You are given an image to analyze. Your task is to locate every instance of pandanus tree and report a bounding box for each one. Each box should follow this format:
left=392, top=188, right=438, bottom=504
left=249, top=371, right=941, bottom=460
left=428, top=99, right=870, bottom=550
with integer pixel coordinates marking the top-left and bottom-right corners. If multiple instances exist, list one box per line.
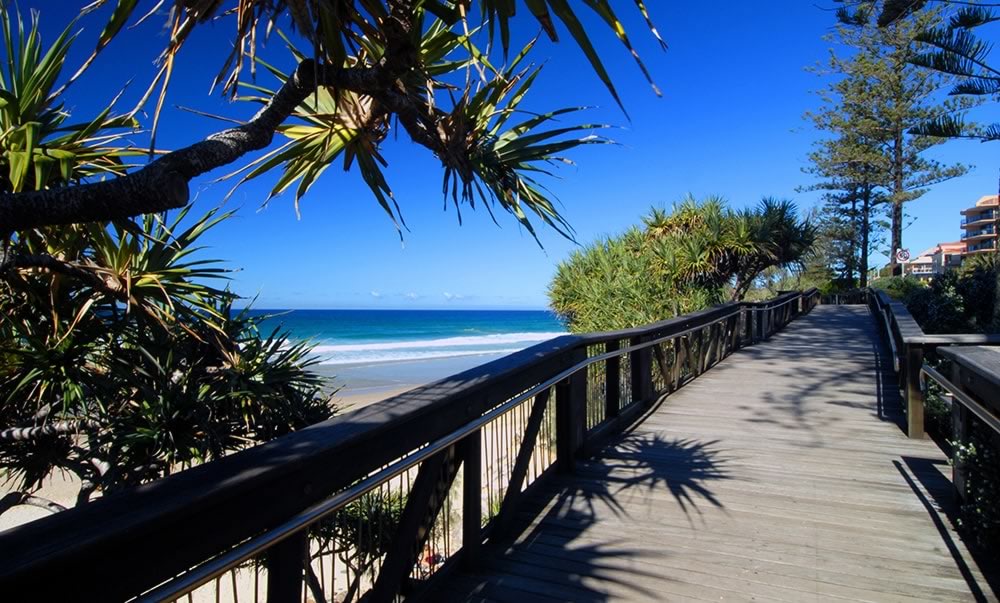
left=0, top=2, right=667, bottom=513
left=0, top=6, right=334, bottom=514
left=549, top=196, right=815, bottom=333
left=0, top=0, right=665, bottom=233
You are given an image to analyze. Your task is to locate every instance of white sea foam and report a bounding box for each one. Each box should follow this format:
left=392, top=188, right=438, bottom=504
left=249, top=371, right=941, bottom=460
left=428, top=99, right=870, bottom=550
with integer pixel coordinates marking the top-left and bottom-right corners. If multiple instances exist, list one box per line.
left=311, top=332, right=566, bottom=354
left=318, top=347, right=528, bottom=366
left=312, top=331, right=565, bottom=366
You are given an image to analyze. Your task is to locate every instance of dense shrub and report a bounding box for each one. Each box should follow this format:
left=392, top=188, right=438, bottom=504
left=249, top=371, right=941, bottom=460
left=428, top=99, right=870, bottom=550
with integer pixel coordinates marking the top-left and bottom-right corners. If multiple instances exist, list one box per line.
left=549, top=196, right=814, bottom=332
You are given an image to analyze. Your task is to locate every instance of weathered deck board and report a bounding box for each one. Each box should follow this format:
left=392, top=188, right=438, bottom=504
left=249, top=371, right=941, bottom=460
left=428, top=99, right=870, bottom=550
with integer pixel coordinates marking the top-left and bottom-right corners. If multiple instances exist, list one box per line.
left=431, top=305, right=997, bottom=602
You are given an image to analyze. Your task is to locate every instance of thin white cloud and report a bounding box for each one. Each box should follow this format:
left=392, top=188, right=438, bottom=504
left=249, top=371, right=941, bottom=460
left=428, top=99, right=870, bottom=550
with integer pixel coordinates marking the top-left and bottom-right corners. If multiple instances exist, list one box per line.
left=370, top=290, right=382, bottom=298
left=404, top=292, right=420, bottom=300
left=443, top=292, right=465, bottom=301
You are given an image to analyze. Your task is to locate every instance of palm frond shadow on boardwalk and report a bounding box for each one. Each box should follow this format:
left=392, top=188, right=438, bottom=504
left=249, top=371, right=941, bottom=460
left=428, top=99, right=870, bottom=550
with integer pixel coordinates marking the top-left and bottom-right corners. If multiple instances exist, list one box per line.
left=435, top=433, right=729, bottom=602
left=430, top=305, right=996, bottom=602
left=730, top=306, right=907, bottom=440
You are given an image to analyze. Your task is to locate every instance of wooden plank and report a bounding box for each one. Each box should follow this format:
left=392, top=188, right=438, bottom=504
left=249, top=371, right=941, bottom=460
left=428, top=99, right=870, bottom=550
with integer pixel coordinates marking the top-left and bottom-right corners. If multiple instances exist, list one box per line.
left=265, top=530, right=307, bottom=603
left=907, top=343, right=926, bottom=438
left=555, top=349, right=587, bottom=473
left=604, top=341, right=621, bottom=418
left=429, top=305, right=995, bottom=602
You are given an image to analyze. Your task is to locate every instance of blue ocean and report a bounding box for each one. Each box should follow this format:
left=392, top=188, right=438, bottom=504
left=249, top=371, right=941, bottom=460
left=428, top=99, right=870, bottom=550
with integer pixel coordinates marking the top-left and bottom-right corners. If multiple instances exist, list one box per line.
left=252, top=309, right=566, bottom=367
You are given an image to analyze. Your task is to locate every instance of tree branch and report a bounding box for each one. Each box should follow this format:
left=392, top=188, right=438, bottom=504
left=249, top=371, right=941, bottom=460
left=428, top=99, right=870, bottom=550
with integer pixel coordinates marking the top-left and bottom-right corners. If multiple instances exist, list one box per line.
left=5, top=253, right=127, bottom=300
left=0, top=57, right=435, bottom=231
left=0, top=492, right=67, bottom=516
left=0, top=419, right=103, bottom=443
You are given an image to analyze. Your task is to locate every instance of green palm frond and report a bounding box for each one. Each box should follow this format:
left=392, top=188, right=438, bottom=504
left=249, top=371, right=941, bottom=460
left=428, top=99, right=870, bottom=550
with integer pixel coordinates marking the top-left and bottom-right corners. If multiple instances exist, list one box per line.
left=0, top=2, right=140, bottom=193
left=78, top=0, right=664, bottom=143
left=469, top=0, right=665, bottom=112
left=441, top=55, right=612, bottom=240
left=223, top=33, right=611, bottom=241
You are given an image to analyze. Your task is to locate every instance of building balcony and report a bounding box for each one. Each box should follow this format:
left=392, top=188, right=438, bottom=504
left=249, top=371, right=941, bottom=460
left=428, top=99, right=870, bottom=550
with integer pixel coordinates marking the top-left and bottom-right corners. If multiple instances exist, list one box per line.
left=961, top=211, right=997, bottom=226
left=962, top=226, right=996, bottom=240
left=966, top=240, right=997, bottom=253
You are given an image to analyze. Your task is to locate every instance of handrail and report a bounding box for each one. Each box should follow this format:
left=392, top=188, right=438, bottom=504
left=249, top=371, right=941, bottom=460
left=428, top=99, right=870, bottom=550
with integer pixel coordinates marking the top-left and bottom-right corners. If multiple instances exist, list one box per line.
left=920, top=364, right=1000, bottom=436
left=139, top=304, right=752, bottom=601
left=0, top=288, right=820, bottom=602
left=868, top=287, right=1000, bottom=439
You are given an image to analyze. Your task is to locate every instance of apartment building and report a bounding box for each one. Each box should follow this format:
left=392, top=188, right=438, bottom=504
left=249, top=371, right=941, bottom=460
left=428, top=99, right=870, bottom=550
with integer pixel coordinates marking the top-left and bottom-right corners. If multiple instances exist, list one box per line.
left=901, top=241, right=966, bottom=279
left=961, top=194, right=999, bottom=254
left=877, top=194, right=997, bottom=280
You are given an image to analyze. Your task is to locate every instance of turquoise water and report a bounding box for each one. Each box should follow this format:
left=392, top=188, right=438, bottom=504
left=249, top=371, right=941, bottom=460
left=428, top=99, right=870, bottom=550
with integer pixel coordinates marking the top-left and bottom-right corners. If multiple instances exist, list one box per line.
left=252, top=309, right=566, bottom=367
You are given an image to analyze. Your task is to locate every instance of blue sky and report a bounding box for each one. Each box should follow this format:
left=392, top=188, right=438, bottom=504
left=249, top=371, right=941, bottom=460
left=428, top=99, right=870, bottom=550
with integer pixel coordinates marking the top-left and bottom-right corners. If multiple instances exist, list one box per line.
left=34, top=1, right=999, bottom=309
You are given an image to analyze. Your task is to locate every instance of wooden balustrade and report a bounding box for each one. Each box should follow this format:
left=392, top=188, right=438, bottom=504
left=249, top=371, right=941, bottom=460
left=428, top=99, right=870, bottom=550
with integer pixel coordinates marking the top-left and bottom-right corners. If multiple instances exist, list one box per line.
left=867, top=289, right=1000, bottom=439
left=0, top=290, right=819, bottom=602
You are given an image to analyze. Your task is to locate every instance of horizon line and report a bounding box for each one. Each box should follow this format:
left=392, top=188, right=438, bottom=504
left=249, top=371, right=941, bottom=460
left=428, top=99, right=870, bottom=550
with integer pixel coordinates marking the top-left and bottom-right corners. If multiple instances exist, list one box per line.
left=236, top=306, right=555, bottom=312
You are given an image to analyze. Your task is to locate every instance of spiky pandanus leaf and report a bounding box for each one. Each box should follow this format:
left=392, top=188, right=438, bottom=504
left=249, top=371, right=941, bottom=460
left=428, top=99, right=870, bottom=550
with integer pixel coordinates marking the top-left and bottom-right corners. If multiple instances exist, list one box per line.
left=0, top=5, right=334, bottom=506
left=549, top=197, right=814, bottom=332
left=224, top=33, right=610, bottom=241
left=80, top=0, right=664, bottom=144
left=0, top=3, right=141, bottom=193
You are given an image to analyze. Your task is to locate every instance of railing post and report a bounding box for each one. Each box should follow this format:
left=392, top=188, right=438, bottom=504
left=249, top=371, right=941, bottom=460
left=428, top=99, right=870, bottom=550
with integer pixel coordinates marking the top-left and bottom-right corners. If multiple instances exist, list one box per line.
left=905, top=343, right=925, bottom=439
left=698, top=327, right=710, bottom=374
left=461, top=431, right=481, bottom=570
left=265, top=531, right=306, bottom=603
left=670, top=337, right=682, bottom=390
left=605, top=340, right=621, bottom=418
left=630, top=335, right=653, bottom=402
left=556, top=348, right=588, bottom=472
left=950, top=362, right=969, bottom=502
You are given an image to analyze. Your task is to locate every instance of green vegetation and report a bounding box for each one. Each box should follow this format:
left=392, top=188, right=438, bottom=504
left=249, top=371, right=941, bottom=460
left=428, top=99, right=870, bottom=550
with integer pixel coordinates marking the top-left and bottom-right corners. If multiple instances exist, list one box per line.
left=875, top=254, right=1000, bottom=333
left=806, top=0, right=972, bottom=284
left=0, top=1, right=665, bottom=234
left=548, top=196, right=814, bottom=332
left=310, top=490, right=405, bottom=601
left=876, top=1, right=1000, bottom=142
left=0, top=0, right=666, bottom=517
left=0, top=6, right=333, bottom=513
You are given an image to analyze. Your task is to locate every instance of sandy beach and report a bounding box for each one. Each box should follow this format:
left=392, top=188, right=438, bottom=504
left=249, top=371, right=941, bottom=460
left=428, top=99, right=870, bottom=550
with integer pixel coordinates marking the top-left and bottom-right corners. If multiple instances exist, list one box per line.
left=0, top=352, right=509, bottom=530
left=318, top=351, right=511, bottom=410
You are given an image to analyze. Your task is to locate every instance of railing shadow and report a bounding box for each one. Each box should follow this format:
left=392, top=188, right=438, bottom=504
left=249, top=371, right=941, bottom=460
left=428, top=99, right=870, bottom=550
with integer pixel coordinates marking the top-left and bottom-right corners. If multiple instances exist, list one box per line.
left=896, top=457, right=1000, bottom=602
left=437, top=433, right=729, bottom=601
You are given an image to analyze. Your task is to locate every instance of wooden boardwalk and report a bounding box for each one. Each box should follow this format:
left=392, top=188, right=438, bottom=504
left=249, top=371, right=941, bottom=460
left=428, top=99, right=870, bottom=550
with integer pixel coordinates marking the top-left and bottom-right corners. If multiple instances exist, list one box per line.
left=432, top=305, right=997, bottom=602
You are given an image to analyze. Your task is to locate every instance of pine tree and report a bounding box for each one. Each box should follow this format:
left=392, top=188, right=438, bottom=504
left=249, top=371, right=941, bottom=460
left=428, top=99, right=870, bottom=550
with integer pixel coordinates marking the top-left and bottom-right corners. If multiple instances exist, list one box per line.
left=804, top=66, right=888, bottom=287
left=811, top=2, right=974, bottom=276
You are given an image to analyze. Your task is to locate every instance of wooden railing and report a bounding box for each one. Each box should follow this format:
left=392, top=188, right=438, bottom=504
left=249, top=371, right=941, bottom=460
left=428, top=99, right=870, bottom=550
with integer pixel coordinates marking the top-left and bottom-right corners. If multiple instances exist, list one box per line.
left=867, top=289, right=1000, bottom=439
left=0, top=290, right=819, bottom=602
left=921, top=349, right=1000, bottom=502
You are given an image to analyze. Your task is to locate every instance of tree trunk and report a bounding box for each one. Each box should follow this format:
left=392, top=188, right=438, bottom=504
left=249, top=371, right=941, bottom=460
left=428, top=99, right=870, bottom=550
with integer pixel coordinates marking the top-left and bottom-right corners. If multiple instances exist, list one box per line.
left=890, top=127, right=905, bottom=276
left=860, top=185, right=872, bottom=287
left=847, top=192, right=859, bottom=285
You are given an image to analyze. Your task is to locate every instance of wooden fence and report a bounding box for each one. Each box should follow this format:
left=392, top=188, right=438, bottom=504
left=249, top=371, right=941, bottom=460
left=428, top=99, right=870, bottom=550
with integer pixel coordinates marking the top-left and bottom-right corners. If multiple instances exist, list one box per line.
left=0, top=290, right=819, bottom=602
